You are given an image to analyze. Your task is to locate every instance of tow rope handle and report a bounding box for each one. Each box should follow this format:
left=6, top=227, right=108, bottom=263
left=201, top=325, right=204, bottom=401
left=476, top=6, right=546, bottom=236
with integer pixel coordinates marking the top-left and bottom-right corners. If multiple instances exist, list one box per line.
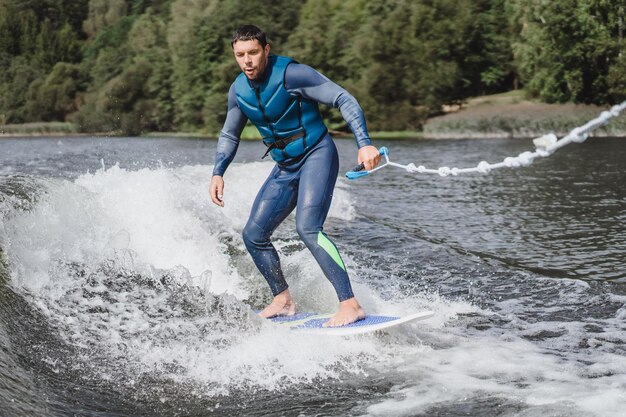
left=345, top=147, right=389, bottom=180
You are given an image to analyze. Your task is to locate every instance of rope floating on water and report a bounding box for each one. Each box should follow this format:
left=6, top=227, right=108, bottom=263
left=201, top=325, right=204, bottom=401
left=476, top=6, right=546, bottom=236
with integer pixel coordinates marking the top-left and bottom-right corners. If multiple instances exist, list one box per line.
left=346, top=101, right=626, bottom=179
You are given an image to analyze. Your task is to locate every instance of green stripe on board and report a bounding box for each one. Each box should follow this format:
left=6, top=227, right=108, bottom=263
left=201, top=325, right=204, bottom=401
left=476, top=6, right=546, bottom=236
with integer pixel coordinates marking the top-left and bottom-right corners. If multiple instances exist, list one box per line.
left=317, top=232, right=346, bottom=271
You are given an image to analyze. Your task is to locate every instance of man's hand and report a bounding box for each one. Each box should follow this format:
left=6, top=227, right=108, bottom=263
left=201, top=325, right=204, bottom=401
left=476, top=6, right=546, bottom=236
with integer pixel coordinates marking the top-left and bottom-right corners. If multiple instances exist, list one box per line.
left=209, top=175, right=225, bottom=207
left=357, top=145, right=381, bottom=171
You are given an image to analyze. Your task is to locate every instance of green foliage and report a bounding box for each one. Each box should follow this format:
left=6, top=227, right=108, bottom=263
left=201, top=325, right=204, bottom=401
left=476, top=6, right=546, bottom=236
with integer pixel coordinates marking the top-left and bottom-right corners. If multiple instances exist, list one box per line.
left=83, top=15, right=136, bottom=58
left=24, top=62, right=85, bottom=121
left=1, top=0, right=624, bottom=134
left=607, top=53, right=626, bottom=102
left=0, top=56, right=43, bottom=123
left=464, top=0, right=516, bottom=94
left=82, top=0, right=128, bottom=38
left=74, top=9, right=174, bottom=135
left=130, top=0, right=173, bottom=16
left=34, top=20, right=82, bottom=71
left=0, top=0, right=87, bottom=123
left=0, top=8, right=39, bottom=57
left=512, top=0, right=622, bottom=104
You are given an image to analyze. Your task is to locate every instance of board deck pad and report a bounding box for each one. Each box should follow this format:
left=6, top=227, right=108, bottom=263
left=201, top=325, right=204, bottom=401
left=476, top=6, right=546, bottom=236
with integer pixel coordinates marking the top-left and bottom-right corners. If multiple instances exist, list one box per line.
left=266, top=311, right=434, bottom=335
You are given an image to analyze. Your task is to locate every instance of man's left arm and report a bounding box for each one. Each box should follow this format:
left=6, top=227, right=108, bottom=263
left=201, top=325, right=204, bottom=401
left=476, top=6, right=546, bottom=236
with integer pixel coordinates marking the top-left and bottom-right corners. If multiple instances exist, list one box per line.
left=285, top=64, right=380, bottom=170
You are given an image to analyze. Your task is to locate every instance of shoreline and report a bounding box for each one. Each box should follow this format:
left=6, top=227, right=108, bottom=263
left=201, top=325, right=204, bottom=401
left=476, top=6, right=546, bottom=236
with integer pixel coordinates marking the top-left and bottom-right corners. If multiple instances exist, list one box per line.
left=4, top=131, right=625, bottom=140
left=2, top=92, right=625, bottom=140
left=3, top=129, right=626, bottom=139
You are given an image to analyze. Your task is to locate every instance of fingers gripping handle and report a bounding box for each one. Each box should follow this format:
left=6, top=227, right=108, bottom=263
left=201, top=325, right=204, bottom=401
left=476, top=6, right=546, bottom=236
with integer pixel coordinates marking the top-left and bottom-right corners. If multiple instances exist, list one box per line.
left=345, top=147, right=388, bottom=180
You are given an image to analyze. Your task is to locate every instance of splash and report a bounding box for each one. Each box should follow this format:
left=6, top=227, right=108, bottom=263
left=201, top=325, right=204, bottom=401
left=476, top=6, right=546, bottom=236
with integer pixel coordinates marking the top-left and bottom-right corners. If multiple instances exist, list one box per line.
left=0, top=163, right=392, bottom=396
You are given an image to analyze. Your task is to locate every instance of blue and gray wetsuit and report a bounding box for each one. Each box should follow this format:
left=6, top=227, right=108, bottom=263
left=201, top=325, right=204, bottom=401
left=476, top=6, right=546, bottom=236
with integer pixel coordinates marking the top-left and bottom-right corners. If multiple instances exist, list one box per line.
left=213, top=55, right=372, bottom=301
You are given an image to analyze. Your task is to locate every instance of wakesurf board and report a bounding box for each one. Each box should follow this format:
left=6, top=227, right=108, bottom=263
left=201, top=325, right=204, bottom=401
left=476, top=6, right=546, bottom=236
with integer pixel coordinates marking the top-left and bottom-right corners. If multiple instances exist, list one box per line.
left=266, top=311, right=434, bottom=336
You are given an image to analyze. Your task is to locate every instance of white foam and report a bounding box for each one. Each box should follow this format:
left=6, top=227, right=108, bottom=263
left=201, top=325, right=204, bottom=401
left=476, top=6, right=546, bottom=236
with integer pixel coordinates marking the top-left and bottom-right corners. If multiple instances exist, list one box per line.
left=362, top=274, right=626, bottom=417
left=5, top=161, right=356, bottom=294
left=366, top=331, right=626, bottom=417
left=1, top=162, right=401, bottom=390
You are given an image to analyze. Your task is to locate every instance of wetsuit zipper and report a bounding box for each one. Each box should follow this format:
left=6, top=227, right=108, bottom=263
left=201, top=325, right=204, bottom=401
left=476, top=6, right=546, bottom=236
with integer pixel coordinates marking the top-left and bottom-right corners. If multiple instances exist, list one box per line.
left=255, top=87, right=275, bottom=136
left=256, top=87, right=280, bottom=159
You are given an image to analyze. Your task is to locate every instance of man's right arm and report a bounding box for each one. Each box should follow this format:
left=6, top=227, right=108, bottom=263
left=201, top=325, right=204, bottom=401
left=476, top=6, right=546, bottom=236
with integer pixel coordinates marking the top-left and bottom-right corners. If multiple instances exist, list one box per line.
left=213, top=83, right=247, bottom=177
left=211, top=83, right=247, bottom=207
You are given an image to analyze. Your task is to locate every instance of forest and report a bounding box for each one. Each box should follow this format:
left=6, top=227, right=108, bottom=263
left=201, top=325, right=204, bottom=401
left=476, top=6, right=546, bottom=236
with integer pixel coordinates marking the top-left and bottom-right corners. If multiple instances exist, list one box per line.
left=0, top=0, right=625, bottom=135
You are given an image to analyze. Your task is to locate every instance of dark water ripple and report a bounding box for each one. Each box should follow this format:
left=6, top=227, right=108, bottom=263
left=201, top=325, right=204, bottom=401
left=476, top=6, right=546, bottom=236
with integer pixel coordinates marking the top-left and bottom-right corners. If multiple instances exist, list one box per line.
left=341, top=138, right=626, bottom=282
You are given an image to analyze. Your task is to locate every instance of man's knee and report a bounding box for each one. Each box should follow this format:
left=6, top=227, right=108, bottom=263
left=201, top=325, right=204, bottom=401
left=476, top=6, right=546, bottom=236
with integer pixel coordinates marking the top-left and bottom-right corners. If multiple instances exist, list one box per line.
left=296, top=219, right=318, bottom=247
left=242, top=221, right=267, bottom=248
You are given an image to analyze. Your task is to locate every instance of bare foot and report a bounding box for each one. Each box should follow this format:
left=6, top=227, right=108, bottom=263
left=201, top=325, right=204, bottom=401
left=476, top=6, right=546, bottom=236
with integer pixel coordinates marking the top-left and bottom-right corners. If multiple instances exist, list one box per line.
left=258, top=289, right=296, bottom=318
left=323, top=297, right=365, bottom=327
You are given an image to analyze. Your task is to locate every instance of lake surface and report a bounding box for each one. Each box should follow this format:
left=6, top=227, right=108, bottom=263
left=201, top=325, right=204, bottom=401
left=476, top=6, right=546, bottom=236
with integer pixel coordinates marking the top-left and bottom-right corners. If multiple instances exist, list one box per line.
left=0, top=136, right=625, bottom=416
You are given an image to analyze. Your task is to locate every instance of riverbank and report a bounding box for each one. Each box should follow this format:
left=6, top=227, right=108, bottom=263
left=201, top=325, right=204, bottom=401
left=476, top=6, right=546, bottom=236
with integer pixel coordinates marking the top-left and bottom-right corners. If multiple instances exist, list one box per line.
left=0, top=122, right=81, bottom=136
left=421, top=90, right=626, bottom=139
left=2, top=91, right=625, bottom=139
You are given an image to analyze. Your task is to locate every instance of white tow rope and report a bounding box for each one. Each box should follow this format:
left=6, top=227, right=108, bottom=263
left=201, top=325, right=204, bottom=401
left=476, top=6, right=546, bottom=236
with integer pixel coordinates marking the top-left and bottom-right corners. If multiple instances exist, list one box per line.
left=345, top=101, right=626, bottom=179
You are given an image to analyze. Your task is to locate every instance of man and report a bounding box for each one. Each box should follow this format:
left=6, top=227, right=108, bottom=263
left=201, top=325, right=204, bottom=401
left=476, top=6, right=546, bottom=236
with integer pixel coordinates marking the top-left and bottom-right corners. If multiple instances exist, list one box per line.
left=209, top=25, right=380, bottom=327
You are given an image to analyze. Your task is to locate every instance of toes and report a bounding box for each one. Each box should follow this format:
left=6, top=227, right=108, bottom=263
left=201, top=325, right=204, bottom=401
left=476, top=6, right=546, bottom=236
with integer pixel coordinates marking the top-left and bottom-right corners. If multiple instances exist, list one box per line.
left=323, top=318, right=347, bottom=328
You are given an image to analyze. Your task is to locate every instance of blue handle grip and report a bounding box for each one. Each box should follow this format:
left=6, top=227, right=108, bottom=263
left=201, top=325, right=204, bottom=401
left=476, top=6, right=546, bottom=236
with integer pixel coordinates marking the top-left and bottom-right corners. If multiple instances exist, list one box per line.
left=345, top=169, right=369, bottom=180
left=345, top=147, right=388, bottom=180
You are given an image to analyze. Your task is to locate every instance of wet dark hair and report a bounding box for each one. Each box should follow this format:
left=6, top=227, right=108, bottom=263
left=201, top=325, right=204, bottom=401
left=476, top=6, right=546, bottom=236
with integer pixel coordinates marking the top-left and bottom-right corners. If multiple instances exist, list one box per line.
left=231, top=25, right=268, bottom=48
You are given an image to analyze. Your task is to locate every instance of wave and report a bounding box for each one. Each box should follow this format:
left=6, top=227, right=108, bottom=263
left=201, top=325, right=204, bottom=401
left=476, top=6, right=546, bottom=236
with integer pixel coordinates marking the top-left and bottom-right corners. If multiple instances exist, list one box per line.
left=0, top=163, right=398, bottom=397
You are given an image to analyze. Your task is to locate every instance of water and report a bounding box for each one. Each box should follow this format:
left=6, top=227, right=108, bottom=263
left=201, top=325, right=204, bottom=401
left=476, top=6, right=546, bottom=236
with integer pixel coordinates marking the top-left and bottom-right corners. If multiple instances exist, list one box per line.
left=0, top=136, right=625, bottom=417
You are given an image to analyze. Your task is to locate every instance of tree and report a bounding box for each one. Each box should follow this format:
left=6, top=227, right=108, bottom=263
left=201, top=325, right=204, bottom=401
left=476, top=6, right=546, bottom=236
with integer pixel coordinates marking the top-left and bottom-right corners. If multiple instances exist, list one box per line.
left=24, top=62, right=85, bottom=121
left=0, top=56, right=43, bottom=123
left=511, top=0, right=621, bottom=104
left=34, top=20, right=81, bottom=71
left=82, top=0, right=128, bottom=38
left=463, top=0, right=516, bottom=95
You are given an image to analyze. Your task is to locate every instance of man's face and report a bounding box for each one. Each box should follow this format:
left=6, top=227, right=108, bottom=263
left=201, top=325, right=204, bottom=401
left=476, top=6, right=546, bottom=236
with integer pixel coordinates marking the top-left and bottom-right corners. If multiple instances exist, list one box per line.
left=232, top=39, right=271, bottom=80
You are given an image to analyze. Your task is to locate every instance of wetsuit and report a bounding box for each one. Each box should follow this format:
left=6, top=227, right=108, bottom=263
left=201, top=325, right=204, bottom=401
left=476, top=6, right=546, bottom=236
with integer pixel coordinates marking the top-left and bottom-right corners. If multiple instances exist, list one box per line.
left=213, top=55, right=372, bottom=301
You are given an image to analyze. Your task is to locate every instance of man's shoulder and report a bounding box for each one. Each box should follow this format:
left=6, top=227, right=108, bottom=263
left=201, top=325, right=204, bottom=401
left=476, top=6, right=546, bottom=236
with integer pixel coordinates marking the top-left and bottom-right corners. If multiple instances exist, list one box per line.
left=284, top=62, right=329, bottom=90
left=232, top=73, right=248, bottom=91
left=227, top=79, right=241, bottom=103
left=273, top=54, right=296, bottom=64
